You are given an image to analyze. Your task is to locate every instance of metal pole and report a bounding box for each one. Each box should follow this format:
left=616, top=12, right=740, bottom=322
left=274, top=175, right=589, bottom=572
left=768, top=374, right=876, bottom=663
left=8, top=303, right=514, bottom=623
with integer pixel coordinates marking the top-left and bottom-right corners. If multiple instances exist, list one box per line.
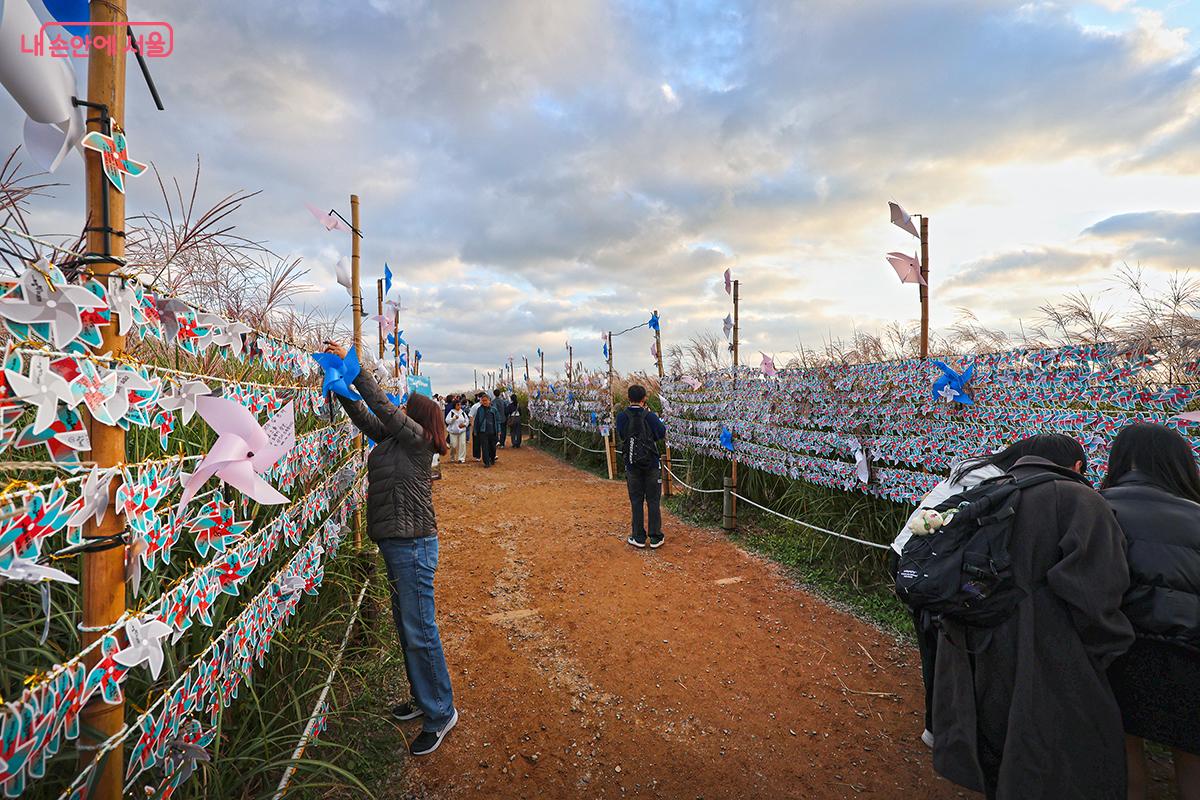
left=920, top=216, right=930, bottom=359
left=653, top=309, right=673, bottom=497
left=80, top=3, right=128, bottom=793
left=731, top=280, right=739, bottom=528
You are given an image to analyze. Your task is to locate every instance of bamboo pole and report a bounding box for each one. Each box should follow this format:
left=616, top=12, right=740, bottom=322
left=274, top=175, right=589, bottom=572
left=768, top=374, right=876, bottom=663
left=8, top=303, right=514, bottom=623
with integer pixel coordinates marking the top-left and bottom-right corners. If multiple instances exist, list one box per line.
left=393, top=306, right=400, bottom=379
left=350, top=194, right=362, bottom=550
left=568, top=345, right=573, bottom=387
left=731, top=280, right=739, bottom=527
left=605, top=332, right=616, bottom=480
left=80, top=3, right=128, bottom=793
left=653, top=309, right=673, bottom=498
left=376, top=279, right=384, bottom=360
left=920, top=216, right=930, bottom=359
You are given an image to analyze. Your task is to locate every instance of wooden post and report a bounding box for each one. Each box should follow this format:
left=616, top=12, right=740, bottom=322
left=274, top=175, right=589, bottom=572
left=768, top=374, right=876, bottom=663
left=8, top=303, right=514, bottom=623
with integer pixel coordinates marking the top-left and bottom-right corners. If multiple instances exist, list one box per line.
left=406, top=344, right=411, bottom=375
left=605, top=331, right=616, bottom=480
left=474, top=369, right=478, bottom=391
left=393, top=306, right=400, bottom=379
left=730, top=280, right=739, bottom=528
left=653, top=309, right=673, bottom=497
left=80, top=3, right=128, bottom=793
left=568, top=346, right=574, bottom=388
left=540, top=351, right=545, bottom=383
left=376, top=279, right=384, bottom=360
left=920, top=216, right=930, bottom=359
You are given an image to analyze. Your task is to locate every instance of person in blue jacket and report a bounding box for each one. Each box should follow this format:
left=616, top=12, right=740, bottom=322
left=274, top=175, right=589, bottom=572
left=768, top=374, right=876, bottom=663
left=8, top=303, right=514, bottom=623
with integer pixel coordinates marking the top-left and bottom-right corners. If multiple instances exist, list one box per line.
left=616, top=384, right=667, bottom=548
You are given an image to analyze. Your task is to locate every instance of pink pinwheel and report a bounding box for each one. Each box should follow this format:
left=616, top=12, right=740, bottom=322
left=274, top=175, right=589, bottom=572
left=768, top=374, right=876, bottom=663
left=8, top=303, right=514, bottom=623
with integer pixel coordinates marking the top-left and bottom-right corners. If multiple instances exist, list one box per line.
left=885, top=252, right=926, bottom=285
left=305, top=203, right=352, bottom=233
left=889, top=201, right=920, bottom=238
left=368, top=313, right=396, bottom=334
left=177, top=398, right=295, bottom=513
left=760, top=353, right=777, bottom=377
left=723, top=268, right=732, bottom=295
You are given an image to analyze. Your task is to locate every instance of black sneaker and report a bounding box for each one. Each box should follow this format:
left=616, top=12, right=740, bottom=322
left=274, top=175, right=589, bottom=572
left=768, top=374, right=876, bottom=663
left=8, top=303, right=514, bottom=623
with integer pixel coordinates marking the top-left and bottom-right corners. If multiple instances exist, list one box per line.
left=627, top=535, right=646, bottom=548
left=649, top=536, right=664, bottom=549
left=392, top=701, right=423, bottom=721
left=410, top=708, right=458, bottom=756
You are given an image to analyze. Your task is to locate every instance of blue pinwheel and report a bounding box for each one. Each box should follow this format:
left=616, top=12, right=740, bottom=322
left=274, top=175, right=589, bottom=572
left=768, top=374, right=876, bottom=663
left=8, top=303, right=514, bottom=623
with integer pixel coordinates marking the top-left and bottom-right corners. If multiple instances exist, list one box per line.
left=719, top=426, right=735, bottom=451
left=648, top=311, right=660, bottom=332
left=399, top=352, right=408, bottom=368
left=384, top=263, right=393, bottom=295
left=415, top=350, right=422, bottom=362
left=537, top=347, right=543, bottom=358
left=312, top=346, right=362, bottom=402
left=931, top=360, right=975, bottom=405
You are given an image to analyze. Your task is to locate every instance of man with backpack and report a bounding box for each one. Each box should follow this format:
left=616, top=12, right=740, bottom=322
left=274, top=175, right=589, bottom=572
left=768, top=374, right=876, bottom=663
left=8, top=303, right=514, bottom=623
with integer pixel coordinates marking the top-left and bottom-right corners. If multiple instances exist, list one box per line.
left=616, top=385, right=667, bottom=548
left=897, top=441, right=1134, bottom=799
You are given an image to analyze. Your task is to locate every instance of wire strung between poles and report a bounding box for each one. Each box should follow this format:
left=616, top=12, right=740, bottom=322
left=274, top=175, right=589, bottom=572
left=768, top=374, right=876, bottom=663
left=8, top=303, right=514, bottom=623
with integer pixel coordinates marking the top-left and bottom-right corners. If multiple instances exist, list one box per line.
left=662, top=464, right=724, bottom=494
left=730, top=490, right=890, bottom=550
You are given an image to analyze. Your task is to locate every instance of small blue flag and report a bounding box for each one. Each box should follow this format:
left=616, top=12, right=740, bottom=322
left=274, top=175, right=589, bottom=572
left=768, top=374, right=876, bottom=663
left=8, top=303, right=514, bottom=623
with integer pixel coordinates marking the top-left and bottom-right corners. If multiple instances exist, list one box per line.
left=384, top=263, right=393, bottom=295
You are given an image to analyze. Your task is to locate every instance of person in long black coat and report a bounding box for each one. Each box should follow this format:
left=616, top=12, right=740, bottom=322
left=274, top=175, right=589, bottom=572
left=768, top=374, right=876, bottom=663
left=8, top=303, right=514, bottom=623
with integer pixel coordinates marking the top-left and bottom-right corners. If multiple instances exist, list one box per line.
left=931, top=454, right=1134, bottom=800
left=1101, top=423, right=1200, bottom=800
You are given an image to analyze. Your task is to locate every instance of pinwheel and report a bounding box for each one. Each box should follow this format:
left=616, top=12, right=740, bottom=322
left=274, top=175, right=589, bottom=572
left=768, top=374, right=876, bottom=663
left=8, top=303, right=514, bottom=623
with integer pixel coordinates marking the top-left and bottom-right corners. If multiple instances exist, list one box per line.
left=723, top=268, right=732, bottom=295
left=335, top=257, right=354, bottom=293
left=312, top=346, right=362, bottom=402
left=760, top=353, right=777, bottom=377
left=66, top=466, right=116, bottom=530
left=719, top=426, right=735, bottom=451
left=177, top=399, right=295, bottom=512
left=889, top=201, right=920, bottom=238
left=157, top=379, right=212, bottom=424
left=0, top=262, right=107, bottom=348
left=0, top=555, right=77, bottom=585
left=886, top=252, right=926, bottom=285
left=112, top=617, right=174, bottom=679
left=648, top=311, right=660, bottom=331
left=931, top=360, right=975, bottom=405
left=723, top=314, right=733, bottom=340
left=305, top=203, right=352, bottom=233
left=80, top=128, right=148, bottom=194
left=5, top=359, right=72, bottom=434
left=368, top=313, right=396, bottom=334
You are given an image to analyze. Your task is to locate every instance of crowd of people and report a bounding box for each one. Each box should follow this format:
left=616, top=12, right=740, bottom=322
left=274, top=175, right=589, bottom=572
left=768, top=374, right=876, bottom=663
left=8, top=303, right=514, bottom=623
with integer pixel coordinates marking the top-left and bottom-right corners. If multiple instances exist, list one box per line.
left=894, top=423, right=1200, bottom=800
left=435, top=388, right=523, bottom=468
left=321, top=340, right=1199, bottom=795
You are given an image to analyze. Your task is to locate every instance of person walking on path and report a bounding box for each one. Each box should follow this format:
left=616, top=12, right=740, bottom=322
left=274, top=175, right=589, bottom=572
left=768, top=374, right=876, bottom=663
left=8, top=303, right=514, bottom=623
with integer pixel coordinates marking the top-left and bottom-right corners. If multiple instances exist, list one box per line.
left=616, top=384, right=667, bottom=548
left=1101, top=423, right=1200, bottom=800
left=323, top=343, right=458, bottom=756
left=507, top=393, right=523, bottom=448
left=473, top=393, right=502, bottom=467
left=495, top=388, right=509, bottom=448
left=931, top=442, right=1134, bottom=800
left=445, top=400, right=469, bottom=464
left=468, top=392, right=484, bottom=461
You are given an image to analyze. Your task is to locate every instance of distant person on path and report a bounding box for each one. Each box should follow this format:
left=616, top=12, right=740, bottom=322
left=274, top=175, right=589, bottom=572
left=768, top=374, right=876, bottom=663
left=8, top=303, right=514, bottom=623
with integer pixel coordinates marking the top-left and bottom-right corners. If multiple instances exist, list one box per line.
left=323, top=342, right=458, bottom=757
left=507, top=393, right=523, bottom=448
left=930, top=437, right=1133, bottom=800
left=473, top=393, right=501, bottom=467
left=1101, top=423, right=1200, bottom=800
left=616, top=384, right=667, bottom=548
left=892, top=435, right=1086, bottom=750
left=469, top=392, right=484, bottom=461
left=445, top=400, right=469, bottom=464
left=495, top=388, right=509, bottom=448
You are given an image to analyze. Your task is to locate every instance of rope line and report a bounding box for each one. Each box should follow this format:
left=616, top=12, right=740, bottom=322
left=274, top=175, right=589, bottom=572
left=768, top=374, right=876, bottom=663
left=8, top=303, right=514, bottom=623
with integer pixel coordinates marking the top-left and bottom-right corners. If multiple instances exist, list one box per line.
left=730, top=491, right=890, bottom=550
left=270, top=580, right=370, bottom=800
left=662, top=464, right=723, bottom=494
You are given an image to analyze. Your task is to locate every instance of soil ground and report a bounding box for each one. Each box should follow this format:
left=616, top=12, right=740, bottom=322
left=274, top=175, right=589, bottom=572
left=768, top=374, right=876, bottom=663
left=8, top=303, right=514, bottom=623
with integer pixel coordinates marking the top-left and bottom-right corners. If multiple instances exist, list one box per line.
left=387, top=443, right=964, bottom=799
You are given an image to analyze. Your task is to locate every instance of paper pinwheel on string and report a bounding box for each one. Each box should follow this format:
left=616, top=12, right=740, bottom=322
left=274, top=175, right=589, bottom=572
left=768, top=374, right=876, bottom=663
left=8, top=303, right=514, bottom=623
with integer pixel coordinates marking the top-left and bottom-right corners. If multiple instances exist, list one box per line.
left=0, top=555, right=77, bottom=585
left=369, top=313, right=396, bottom=334
left=723, top=314, right=733, bottom=341
left=724, top=268, right=732, bottom=295
left=848, top=437, right=872, bottom=484
left=681, top=375, right=701, bottom=390
left=335, top=257, right=354, bottom=294
left=0, top=262, right=107, bottom=348
left=650, top=341, right=659, bottom=359
left=177, top=399, right=295, bottom=512
left=312, top=346, right=362, bottom=402
left=80, top=128, right=148, bottom=194
left=66, top=466, right=116, bottom=530
left=163, top=720, right=214, bottom=785
left=719, top=426, right=735, bottom=451
left=112, top=616, right=174, bottom=679
left=157, top=380, right=212, bottom=425
left=305, top=203, right=353, bottom=233
left=188, top=491, right=252, bottom=558
left=886, top=252, right=926, bottom=285
left=889, top=201, right=920, bottom=238
left=5, top=357, right=72, bottom=434
left=931, top=360, right=975, bottom=405
left=760, top=353, right=777, bottom=377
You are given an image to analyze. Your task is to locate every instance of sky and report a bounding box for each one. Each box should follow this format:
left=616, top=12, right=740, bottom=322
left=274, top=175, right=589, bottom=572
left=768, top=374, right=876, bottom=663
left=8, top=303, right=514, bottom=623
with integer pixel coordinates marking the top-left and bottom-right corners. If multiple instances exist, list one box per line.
left=2, top=0, right=1199, bottom=391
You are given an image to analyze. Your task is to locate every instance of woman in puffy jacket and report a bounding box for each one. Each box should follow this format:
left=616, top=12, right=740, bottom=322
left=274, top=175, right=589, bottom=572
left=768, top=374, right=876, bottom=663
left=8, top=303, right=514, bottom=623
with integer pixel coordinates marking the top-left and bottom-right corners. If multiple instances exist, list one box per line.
left=1101, top=423, right=1200, bottom=800
left=325, top=342, right=458, bottom=757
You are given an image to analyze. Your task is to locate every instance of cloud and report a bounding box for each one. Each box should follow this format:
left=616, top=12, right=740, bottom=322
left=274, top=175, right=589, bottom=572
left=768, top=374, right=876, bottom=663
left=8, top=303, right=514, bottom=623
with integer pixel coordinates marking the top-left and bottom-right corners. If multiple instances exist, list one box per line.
left=1082, top=210, right=1200, bottom=268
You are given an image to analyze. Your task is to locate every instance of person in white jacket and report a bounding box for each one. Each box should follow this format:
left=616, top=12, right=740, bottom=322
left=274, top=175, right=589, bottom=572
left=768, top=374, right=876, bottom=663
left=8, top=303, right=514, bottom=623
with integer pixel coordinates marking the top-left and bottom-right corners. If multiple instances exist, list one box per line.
left=892, top=435, right=1090, bottom=751
left=445, top=400, right=469, bottom=463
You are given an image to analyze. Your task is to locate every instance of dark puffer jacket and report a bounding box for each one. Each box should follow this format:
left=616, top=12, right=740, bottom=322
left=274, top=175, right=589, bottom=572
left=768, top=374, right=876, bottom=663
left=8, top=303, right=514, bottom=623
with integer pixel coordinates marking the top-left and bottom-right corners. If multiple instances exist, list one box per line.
left=1103, top=471, right=1200, bottom=652
left=336, top=370, right=437, bottom=541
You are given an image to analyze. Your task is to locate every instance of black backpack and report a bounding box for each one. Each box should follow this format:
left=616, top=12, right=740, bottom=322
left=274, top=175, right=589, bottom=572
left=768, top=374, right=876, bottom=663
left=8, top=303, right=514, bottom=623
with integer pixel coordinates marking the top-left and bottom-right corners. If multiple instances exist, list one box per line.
left=895, top=471, right=1069, bottom=630
left=622, top=408, right=660, bottom=470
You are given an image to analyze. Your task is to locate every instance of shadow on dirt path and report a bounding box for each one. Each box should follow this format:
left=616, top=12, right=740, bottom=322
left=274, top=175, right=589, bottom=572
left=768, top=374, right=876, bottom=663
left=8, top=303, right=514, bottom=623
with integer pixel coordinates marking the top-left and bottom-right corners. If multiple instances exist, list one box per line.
left=391, top=444, right=963, bottom=799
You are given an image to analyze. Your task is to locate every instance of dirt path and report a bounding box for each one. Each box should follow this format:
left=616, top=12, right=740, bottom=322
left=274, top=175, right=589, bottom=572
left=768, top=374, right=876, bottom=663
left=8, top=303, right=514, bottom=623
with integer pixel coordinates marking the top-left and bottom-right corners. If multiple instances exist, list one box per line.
left=399, top=444, right=963, bottom=799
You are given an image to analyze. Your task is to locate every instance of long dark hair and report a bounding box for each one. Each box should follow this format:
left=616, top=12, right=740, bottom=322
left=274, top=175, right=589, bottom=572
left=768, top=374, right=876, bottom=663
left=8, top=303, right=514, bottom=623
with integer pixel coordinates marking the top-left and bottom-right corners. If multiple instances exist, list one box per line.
left=953, top=433, right=1087, bottom=481
left=1101, top=422, right=1200, bottom=503
left=405, top=393, right=449, bottom=456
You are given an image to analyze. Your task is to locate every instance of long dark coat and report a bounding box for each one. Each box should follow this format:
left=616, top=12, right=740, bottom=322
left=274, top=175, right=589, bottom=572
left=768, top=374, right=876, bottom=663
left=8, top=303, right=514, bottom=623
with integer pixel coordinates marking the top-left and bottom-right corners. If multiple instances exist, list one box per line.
left=931, top=457, right=1134, bottom=800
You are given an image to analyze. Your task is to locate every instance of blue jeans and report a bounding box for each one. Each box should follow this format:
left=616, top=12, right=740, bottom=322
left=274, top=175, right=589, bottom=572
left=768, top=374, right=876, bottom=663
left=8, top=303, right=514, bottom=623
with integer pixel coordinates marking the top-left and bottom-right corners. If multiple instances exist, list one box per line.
left=377, top=536, right=455, bottom=731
